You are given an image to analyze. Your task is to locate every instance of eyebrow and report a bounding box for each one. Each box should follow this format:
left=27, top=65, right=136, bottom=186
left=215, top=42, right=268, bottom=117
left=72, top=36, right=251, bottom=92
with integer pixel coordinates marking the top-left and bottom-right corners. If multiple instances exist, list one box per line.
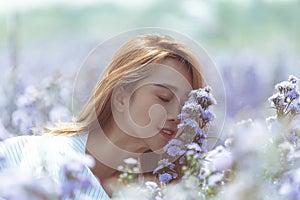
left=153, top=83, right=178, bottom=92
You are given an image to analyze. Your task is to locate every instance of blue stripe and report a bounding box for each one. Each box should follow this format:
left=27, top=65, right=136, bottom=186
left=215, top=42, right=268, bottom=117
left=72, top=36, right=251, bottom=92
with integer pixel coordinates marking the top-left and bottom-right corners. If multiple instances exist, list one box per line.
left=0, top=134, right=110, bottom=200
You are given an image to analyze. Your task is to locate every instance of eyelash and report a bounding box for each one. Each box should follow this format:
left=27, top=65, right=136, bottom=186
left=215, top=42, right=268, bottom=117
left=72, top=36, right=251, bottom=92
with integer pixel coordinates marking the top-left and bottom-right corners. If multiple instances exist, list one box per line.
left=158, top=96, right=171, bottom=102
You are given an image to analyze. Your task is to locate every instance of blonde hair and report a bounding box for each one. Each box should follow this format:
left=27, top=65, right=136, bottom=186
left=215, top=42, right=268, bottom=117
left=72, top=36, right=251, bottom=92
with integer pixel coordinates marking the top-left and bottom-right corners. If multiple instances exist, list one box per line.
left=47, top=34, right=204, bottom=135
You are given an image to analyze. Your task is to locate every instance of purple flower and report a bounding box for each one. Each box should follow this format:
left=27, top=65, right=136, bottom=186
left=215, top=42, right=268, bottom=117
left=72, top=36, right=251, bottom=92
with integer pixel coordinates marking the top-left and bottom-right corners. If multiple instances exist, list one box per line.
left=59, top=153, right=95, bottom=198
left=165, top=138, right=184, bottom=146
left=159, top=173, right=172, bottom=183
left=179, top=156, right=185, bottom=164
left=181, top=103, right=202, bottom=116
left=200, top=110, right=215, bottom=122
left=155, top=86, right=216, bottom=186
left=178, top=118, right=198, bottom=130
left=288, top=75, right=298, bottom=84
left=153, top=159, right=175, bottom=175
left=60, top=176, right=92, bottom=197
left=268, top=93, right=285, bottom=107
left=289, top=102, right=300, bottom=116
left=269, top=75, right=300, bottom=119
left=0, top=155, right=5, bottom=164
left=197, top=138, right=207, bottom=153
left=16, top=85, right=39, bottom=108
left=164, top=139, right=186, bottom=157
left=286, top=89, right=299, bottom=101
left=197, top=128, right=204, bottom=136
left=189, top=86, right=217, bottom=109
left=275, top=81, right=296, bottom=93
left=187, top=142, right=201, bottom=152
left=177, top=113, right=189, bottom=120
left=166, top=145, right=184, bottom=157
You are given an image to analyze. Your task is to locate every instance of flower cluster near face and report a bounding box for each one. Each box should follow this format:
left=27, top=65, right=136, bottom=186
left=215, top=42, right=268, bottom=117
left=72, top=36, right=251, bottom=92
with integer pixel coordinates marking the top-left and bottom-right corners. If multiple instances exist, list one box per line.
left=116, top=76, right=300, bottom=199
left=153, top=86, right=224, bottom=189
left=117, top=86, right=233, bottom=198
left=163, top=86, right=217, bottom=162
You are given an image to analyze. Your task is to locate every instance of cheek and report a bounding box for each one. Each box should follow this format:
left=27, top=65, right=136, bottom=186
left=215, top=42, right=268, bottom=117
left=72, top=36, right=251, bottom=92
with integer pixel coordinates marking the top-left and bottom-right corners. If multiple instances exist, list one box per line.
left=129, top=97, right=167, bottom=127
left=129, top=97, right=151, bottom=126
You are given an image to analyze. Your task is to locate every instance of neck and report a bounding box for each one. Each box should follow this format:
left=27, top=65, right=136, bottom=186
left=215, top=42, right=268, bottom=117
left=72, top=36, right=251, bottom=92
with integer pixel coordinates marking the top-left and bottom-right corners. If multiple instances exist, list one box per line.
left=85, top=120, right=149, bottom=180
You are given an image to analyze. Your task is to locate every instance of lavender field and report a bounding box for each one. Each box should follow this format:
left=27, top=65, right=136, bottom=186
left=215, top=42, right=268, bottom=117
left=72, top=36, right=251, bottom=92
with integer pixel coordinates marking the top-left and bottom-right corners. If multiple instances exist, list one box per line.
left=0, top=0, right=299, bottom=199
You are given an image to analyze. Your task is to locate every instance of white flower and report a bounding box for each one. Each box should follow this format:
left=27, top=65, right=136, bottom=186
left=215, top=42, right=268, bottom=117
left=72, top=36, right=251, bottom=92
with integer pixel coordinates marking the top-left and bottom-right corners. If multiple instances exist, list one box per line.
left=205, top=146, right=232, bottom=172
left=208, top=173, right=223, bottom=187
left=224, top=138, right=234, bottom=148
left=124, top=157, right=138, bottom=165
left=187, top=142, right=201, bottom=151
left=117, top=165, right=124, bottom=171
left=145, top=181, right=158, bottom=189
left=233, top=120, right=270, bottom=154
left=112, top=184, right=152, bottom=200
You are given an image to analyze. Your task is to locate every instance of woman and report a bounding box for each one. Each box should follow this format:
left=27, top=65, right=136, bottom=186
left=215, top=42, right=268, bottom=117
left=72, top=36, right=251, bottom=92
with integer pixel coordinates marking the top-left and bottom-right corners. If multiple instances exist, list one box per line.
left=0, top=33, right=204, bottom=199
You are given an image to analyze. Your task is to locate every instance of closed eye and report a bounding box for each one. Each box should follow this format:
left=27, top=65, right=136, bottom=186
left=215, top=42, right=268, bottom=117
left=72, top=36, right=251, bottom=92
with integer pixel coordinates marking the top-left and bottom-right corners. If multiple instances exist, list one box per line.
left=158, top=96, right=171, bottom=102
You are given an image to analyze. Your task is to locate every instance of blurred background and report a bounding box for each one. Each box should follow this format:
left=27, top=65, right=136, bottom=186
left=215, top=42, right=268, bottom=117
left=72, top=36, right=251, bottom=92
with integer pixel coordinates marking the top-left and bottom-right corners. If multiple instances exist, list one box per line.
left=0, top=0, right=299, bottom=138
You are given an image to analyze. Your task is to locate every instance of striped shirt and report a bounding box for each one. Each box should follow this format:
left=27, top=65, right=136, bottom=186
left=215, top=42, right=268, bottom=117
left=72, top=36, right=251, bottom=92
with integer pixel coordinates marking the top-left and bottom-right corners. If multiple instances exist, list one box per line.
left=0, top=133, right=110, bottom=200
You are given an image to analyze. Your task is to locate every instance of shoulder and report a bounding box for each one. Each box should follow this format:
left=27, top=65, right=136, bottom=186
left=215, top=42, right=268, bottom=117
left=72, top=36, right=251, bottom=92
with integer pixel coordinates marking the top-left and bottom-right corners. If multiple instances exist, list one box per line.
left=0, top=134, right=111, bottom=199
left=0, top=135, right=33, bottom=168
left=0, top=134, right=87, bottom=169
left=0, top=135, right=32, bottom=149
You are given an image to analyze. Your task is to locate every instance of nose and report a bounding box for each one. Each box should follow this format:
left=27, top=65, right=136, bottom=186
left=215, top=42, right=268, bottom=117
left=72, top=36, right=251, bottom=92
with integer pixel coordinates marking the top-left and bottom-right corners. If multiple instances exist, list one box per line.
left=167, top=102, right=181, bottom=125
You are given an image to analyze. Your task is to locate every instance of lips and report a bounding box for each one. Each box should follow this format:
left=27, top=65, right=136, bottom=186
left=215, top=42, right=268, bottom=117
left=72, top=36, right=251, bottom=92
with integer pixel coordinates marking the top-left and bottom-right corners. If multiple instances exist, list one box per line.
left=159, top=128, right=176, bottom=139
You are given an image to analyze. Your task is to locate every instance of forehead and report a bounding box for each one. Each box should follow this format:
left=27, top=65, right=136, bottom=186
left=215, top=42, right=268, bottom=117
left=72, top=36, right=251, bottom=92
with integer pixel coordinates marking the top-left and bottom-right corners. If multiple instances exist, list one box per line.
left=160, top=58, right=192, bottom=83
left=141, top=58, right=193, bottom=94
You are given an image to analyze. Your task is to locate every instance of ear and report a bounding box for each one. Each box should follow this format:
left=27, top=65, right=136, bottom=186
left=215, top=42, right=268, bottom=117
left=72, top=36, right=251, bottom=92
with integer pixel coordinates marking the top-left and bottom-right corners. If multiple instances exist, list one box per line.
left=112, top=85, right=129, bottom=112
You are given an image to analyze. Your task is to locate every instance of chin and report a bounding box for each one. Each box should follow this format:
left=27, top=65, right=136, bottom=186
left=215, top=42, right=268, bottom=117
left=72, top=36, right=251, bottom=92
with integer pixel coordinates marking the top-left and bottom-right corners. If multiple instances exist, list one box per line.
left=149, top=142, right=168, bottom=154
left=143, top=135, right=170, bottom=154
left=152, top=148, right=165, bottom=155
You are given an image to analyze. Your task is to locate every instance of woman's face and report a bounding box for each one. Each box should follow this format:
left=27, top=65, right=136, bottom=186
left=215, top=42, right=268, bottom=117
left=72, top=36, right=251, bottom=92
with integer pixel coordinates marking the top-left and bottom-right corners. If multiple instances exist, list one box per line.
left=117, top=58, right=193, bottom=152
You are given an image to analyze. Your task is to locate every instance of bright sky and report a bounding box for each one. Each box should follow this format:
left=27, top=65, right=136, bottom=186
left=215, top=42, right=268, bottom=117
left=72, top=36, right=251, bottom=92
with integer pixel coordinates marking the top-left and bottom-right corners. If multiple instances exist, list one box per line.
left=0, top=0, right=294, bottom=15
left=0, top=0, right=158, bottom=14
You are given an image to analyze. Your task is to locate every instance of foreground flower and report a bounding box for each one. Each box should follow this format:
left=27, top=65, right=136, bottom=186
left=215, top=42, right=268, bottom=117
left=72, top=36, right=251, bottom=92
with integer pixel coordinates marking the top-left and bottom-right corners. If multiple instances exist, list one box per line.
left=222, top=75, right=300, bottom=199
left=268, top=75, right=300, bottom=119
left=59, top=153, right=95, bottom=198
left=114, top=76, right=300, bottom=199
left=0, top=150, right=96, bottom=200
left=118, top=158, right=140, bottom=185
left=159, top=173, right=172, bottom=183
left=153, top=86, right=228, bottom=197
left=0, top=168, right=58, bottom=200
